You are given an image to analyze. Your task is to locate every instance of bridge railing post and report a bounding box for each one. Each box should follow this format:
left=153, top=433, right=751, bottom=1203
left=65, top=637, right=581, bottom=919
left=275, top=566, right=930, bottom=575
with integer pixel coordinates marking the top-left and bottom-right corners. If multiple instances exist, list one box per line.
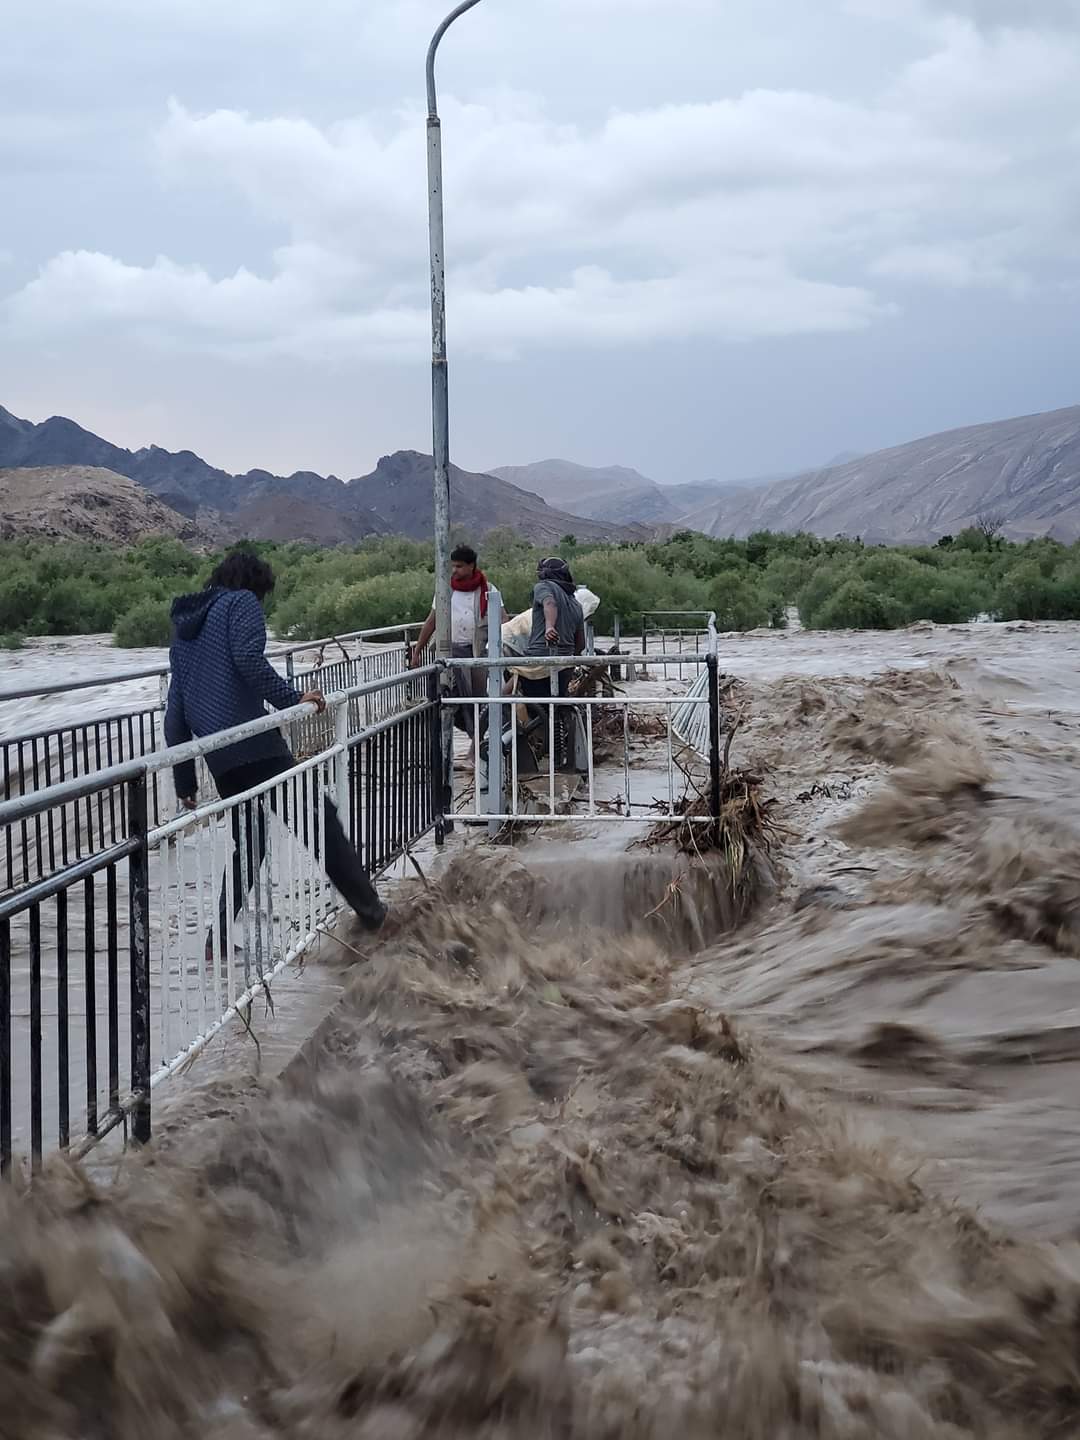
left=706, top=652, right=722, bottom=841
left=127, top=771, right=151, bottom=1146
left=333, top=696, right=349, bottom=821
left=486, top=588, right=505, bottom=836
left=428, top=667, right=448, bottom=845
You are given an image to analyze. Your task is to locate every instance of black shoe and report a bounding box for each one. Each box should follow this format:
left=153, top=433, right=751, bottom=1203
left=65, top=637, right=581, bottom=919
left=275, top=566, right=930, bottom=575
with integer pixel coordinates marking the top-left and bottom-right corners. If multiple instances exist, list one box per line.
left=355, top=901, right=387, bottom=933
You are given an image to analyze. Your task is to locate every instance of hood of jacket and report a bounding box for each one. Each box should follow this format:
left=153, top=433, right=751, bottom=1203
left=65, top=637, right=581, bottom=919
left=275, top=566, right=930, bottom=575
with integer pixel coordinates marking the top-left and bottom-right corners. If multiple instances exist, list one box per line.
left=170, top=586, right=226, bottom=642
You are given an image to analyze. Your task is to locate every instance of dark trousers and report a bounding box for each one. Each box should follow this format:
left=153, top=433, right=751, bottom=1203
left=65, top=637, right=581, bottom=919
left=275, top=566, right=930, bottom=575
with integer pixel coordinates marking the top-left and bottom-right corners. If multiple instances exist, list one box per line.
left=519, top=672, right=572, bottom=700
left=451, top=642, right=487, bottom=740
left=520, top=671, right=573, bottom=769
left=212, top=756, right=383, bottom=953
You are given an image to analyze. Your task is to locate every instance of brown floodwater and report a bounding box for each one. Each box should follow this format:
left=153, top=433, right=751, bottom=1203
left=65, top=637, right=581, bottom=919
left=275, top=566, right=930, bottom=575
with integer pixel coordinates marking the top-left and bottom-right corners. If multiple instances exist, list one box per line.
left=2, top=618, right=1080, bottom=1438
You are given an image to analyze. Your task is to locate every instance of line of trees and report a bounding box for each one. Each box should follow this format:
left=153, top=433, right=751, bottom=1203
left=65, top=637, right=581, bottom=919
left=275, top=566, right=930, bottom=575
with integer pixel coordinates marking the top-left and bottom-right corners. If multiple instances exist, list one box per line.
left=2, top=525, right=1080, bottom=650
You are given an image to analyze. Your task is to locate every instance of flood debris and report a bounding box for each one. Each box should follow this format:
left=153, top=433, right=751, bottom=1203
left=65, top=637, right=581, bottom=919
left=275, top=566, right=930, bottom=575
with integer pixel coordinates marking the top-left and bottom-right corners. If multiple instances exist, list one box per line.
left=639, top=731, right=783, bottom=928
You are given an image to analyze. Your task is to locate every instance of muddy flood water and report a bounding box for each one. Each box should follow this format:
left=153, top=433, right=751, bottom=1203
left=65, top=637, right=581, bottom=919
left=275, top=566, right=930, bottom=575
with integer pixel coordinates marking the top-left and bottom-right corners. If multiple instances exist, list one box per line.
left=3, top=619, right=1080, bottom=1438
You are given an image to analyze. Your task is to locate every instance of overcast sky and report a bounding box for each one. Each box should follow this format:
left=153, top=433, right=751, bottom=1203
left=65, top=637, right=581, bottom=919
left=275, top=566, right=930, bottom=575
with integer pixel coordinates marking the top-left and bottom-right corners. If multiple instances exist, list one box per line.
left=2, top=0, right=1080, bottom=486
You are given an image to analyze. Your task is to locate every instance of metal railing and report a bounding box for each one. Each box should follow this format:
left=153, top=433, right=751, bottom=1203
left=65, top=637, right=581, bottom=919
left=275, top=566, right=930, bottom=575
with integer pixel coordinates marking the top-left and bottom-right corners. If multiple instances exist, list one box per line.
left=450, top=652, right=721, bottom=828
left=0, top=772, right=152, bottom=1172
left=639, top=611, right=715, bottom=681
left=443, top=591, right=721, bottom=832
left=345, top=673, right=440, bottom=876
left=2, top=707, right=164, bottom=894
left=0, top=666, right=439, bottom=1174
left=289, top=640, right=430, bottom=761
left=150, top=748, right=340, bottom=1093
left=288, top=626, right=422, bottom=696
left=0, top=625, right=429, bottom=826
left=0, top=621, right=426, bottom=707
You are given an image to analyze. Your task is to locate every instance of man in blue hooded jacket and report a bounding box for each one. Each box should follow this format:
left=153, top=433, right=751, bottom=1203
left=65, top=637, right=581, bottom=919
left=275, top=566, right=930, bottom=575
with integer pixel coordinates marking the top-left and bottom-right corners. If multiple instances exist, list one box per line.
left=165, top=549, right=385, bottom=959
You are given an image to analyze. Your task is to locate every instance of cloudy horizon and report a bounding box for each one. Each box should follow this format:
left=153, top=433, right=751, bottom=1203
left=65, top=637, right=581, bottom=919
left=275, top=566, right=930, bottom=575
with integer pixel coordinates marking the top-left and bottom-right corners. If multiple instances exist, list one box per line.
left=2, top=0, right=1080, bottom=487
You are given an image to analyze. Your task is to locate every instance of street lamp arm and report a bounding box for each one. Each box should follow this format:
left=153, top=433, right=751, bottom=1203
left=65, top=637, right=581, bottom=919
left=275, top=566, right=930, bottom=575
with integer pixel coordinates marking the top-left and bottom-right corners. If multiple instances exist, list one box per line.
left=426, top=0, right=483, bottom=117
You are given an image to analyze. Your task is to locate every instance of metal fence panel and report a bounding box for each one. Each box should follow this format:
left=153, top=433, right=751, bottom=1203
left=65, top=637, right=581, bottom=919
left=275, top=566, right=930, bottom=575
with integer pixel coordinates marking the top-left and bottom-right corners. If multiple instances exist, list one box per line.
left=1, top=708, right=162, bottom=892
left=0, top=821, right=146, bottom=1174
left=445, top=652, right=720, bottom=828
left=0, top=668, right=439, bottom=1172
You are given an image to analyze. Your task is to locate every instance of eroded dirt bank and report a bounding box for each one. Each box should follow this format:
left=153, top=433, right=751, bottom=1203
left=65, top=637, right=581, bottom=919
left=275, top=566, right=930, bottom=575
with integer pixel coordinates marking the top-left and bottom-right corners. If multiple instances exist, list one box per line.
left=4, top=621, right=1080, bottom=1438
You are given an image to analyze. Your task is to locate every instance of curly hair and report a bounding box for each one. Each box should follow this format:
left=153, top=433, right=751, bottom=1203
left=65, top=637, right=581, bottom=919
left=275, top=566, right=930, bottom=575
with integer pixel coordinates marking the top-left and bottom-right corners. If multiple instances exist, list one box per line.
left=207, top=548, right=276, bottom=601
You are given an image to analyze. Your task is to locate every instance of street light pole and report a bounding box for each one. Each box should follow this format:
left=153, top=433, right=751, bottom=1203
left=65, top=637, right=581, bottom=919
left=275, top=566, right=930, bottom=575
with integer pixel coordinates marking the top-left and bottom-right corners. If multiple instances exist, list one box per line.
left=427, top=0, right=483, bottom=664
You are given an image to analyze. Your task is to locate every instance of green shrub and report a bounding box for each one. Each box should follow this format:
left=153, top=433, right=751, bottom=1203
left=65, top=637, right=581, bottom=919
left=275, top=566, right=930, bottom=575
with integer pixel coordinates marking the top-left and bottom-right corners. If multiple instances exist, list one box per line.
left=38, top=578, right=103, bottom=634
left=797, top=562, right=855, bottom=628
left=273, top=580, right=350, bottom=641
left=1, top=631, right=26, bottom=651
left=486, top=559, right=538, bottom=618
left=333, top=570, right=438, bottom=633
left=919, top=580, right=983, bottom=625
left=576, top=550, right=711, bottom=633
left=114, top=598, right=172, bottom=648
left=6, top=525, right=1080, bottom=645
left=761, top=554, right=814, bottom=606
left=133, top=536, right=202, bottom=582
left=708, top=569, right=771, bottom=631
left=996, top=561, right=1058, bottom=621
left=1049, top=566, right=1080, bottom=620
left=814, top=578, right=906, bottom=630
left=0, top=573, right=45, bottom=631
left=478, top=528, right=535, bottom=574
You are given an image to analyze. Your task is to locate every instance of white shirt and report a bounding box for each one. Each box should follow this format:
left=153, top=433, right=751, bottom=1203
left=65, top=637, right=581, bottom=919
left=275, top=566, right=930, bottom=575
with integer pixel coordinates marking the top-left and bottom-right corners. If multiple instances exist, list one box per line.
left=433, top=589, right=482, bottom=647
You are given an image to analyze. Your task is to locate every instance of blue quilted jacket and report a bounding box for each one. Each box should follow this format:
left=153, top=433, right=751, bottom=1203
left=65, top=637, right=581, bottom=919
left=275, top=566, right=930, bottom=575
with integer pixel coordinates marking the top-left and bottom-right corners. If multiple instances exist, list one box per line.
left=164, top=586, right=302, bottom=797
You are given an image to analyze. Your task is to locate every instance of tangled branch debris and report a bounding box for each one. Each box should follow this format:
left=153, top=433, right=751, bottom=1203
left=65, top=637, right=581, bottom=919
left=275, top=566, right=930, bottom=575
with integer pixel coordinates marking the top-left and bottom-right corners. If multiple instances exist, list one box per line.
left=640, top=715, right=783, bottom=915
left=567, top=662, right=620, bottom=700
left=648, top=765, right=780, bottom=855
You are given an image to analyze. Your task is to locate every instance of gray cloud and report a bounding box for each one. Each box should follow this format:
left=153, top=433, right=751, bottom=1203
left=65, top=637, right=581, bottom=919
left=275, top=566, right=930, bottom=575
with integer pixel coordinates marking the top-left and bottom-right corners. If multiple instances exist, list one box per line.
left=923, top=0, right=1080, bottom=26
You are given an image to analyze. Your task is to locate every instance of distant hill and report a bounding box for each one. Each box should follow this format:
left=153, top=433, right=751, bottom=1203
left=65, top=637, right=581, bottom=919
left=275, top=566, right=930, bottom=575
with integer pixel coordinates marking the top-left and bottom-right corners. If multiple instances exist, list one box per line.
left=490, top=459, right=786, bottom=529
left=693, top=405, right=1080, bottom=543
left=670, top=482, right=763, bottom=538
left=221, top=491, right=379, bottom=547
left=490, top=458, right=743, bottom=528
left=356, top=452, right=642, bottom=544
left=0, top=406, right=642, bottom=546
left=0, top=466, right=205, bottom=545
left=662, top=480, right=737, bottom=514
left=491, top=459, right=678, bottom=526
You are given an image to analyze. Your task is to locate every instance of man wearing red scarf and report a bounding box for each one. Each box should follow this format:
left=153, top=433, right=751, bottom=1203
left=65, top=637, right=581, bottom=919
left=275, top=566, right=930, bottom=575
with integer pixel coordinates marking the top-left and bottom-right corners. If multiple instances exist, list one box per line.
left=410, top=544, right=508, bottom=743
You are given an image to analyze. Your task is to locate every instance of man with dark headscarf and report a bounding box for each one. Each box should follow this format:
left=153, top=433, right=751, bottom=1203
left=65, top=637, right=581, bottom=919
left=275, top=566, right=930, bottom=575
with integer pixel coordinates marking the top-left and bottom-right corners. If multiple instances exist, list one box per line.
left=524, top=557, right=586, bottom=680
left=516, top=559, right=586, bottom=773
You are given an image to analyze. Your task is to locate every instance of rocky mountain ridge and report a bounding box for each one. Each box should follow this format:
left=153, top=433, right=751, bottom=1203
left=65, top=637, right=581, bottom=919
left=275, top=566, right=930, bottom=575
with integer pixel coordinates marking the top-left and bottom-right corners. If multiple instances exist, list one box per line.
left=5, top=401, right=1080, bottom=548
left=689, top=404, right=1080, bottom=543
left=0, top=406, right=641, bottom=546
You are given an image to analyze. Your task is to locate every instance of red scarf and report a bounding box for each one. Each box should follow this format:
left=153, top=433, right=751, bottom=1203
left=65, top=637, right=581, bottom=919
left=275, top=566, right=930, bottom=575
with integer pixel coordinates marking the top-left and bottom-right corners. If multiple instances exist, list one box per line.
left=451, top=568, right=489, bottom=618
